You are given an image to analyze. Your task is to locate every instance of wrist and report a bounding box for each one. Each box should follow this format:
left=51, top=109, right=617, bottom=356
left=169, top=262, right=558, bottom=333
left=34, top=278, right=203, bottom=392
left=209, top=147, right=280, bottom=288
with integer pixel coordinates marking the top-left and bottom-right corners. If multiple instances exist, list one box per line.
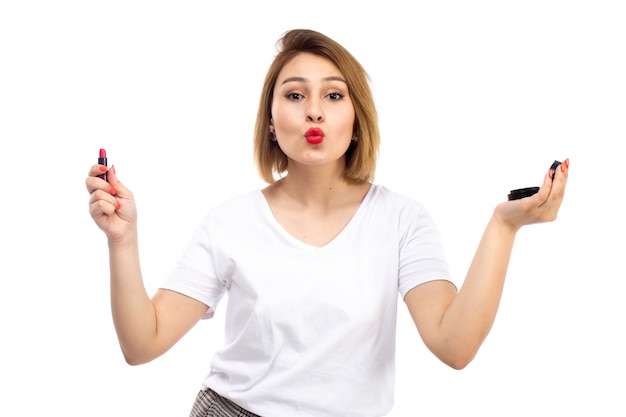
left=107, top=227, right=139, bottom=252
left=490, top=209, right=520, bottom=236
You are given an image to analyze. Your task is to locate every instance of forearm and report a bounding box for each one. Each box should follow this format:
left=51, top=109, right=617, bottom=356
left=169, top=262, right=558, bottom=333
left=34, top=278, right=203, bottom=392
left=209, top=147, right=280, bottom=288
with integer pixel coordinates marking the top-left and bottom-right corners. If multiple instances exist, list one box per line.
left=108, top=230, right=158, bottom=364
left=439, top=214, right=517, bottom=365
left=409, top=162, right=568, bottom=369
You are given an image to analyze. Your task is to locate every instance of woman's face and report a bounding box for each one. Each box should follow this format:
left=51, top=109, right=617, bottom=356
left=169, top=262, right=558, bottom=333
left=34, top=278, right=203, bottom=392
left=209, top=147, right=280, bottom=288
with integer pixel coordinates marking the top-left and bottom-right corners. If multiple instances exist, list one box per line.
left=270, top=52, right=355, bottom=173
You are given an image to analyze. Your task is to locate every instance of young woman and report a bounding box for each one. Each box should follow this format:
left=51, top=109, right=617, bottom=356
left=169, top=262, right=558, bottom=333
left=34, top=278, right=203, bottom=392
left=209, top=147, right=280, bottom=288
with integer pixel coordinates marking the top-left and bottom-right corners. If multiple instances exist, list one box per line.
left=86, top=29, right=569, bottom=416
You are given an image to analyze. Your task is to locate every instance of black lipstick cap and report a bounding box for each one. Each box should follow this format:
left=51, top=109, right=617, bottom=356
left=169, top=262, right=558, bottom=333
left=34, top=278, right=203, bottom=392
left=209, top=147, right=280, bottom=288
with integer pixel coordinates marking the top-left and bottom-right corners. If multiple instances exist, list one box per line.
left=507, top=160, right=561, bottom=200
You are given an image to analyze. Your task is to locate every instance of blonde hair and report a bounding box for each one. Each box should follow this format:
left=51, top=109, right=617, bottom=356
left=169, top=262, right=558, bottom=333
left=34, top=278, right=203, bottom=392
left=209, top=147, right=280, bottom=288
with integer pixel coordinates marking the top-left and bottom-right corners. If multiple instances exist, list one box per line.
left=253, top=29, right=380, bottom=184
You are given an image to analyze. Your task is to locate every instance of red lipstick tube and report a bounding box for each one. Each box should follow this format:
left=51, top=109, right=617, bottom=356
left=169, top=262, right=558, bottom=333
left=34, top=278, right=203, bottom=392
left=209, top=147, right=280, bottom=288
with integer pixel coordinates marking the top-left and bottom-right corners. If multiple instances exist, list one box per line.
left=98, top=148, right=108, bottom=182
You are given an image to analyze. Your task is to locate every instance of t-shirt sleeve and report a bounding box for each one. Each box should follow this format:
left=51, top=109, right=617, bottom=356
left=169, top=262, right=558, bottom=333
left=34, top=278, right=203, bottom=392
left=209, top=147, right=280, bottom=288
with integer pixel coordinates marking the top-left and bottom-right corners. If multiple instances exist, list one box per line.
left=160, top=214, right=227, bottom=319
left=397, top=203, right=455, bottom=298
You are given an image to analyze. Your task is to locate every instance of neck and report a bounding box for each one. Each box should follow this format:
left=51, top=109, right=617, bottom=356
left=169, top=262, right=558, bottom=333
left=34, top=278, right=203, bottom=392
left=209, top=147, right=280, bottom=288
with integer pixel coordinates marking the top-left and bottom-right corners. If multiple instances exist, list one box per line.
left=277, top=164, right=358, bottom=209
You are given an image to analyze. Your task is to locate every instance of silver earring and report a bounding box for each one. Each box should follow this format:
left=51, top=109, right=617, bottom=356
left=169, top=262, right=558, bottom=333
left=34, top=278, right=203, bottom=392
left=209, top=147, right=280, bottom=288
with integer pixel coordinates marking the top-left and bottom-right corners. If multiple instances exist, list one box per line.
left=269, top=131, right=277, bottom=142
left=351, top=136, right=358, bottom=142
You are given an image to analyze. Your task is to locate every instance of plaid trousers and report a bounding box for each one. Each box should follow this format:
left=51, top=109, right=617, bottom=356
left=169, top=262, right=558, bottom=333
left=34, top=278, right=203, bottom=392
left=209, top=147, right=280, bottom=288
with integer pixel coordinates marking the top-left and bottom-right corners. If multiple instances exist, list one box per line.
left=189, top=388, right=261, bottom=417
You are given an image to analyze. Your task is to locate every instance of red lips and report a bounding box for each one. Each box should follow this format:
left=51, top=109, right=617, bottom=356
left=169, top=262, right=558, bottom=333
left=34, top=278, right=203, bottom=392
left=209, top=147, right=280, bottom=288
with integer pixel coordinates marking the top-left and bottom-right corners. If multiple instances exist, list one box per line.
left=304, top=128, right=324, bottom=145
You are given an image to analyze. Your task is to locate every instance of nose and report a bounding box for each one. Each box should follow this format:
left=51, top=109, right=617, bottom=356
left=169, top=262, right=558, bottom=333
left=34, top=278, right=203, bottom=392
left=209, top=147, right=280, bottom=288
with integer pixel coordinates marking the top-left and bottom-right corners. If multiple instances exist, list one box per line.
left=307, top=113, right=324, bottom=122
left=306, top=97, right=324, bottom=123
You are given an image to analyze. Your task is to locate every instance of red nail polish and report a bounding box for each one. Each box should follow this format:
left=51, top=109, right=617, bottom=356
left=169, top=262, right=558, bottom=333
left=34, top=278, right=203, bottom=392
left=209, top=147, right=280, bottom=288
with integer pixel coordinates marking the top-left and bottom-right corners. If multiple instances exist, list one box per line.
left=115, top=201, right=121, bottom=210
left=98, top=166, right=107, bottom=173
left=109, top=186, right=117, bottom=196
left=564, top=159, right=569, bottom=169
left=549, top=170, right=554, bottom=179
left=561, top=162, right=566, bottom=172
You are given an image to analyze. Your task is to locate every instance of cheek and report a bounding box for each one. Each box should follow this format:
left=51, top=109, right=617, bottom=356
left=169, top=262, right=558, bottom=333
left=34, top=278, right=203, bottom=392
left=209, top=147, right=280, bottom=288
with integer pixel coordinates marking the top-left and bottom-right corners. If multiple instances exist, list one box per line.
left=339, top=100, right=356, bottom=123
left=271, top=106, right=299, bottom=132
left=338, top=108, right=356, bottom=133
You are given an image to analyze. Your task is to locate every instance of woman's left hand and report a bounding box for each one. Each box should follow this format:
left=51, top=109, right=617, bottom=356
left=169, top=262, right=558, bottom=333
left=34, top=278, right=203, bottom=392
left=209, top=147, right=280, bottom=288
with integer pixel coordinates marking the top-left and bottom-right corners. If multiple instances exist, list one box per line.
left=494, top=158, right=569, bottom=232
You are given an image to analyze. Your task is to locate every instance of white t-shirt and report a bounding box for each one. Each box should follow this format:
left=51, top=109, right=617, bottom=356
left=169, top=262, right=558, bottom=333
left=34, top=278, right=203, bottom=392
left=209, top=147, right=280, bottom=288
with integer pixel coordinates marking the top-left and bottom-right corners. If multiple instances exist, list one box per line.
left=161, top=184, right=453, bottom=417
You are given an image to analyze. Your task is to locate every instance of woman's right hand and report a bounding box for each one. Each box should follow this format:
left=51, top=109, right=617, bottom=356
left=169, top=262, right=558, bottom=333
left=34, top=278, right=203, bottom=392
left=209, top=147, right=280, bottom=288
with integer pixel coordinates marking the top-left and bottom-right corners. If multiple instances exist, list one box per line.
left=86, top=164, right=138, bottom=243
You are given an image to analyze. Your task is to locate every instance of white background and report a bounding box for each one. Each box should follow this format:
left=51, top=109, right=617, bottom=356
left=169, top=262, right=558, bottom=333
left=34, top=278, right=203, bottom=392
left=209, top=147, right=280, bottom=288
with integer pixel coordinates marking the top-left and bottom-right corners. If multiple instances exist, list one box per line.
left=1, top=1, right=625, bottom=416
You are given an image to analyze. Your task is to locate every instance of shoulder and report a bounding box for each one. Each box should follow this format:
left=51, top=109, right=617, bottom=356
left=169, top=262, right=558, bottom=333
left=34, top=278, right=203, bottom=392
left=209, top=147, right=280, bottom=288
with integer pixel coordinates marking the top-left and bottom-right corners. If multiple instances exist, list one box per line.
left=209, top=190, right=263, bottom=215
left=367, top=184, right=442, bottom=239
left=196, top=190, right=265, bottom=230
left=368, top=184, right=428, bottom=215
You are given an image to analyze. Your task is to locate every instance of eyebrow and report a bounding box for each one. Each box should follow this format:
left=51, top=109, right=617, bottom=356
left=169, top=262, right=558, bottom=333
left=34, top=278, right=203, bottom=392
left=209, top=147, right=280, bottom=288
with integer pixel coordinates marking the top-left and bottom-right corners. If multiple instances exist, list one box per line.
left=280, top=76, right=347, bottom=85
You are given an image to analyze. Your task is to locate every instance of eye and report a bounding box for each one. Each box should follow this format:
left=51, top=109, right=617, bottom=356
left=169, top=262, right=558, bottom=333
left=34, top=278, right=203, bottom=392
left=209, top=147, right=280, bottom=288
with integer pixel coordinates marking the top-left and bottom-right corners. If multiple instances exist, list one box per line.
left=286, top=92, right=305, bottom=101
left=327, top=92, right=344, bottom=100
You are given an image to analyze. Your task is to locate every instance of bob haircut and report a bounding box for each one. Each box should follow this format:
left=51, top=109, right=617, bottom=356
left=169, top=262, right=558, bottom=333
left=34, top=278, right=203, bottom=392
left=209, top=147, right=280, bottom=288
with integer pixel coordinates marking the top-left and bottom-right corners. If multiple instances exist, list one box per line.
left=254, top=29, right=380, bottom=184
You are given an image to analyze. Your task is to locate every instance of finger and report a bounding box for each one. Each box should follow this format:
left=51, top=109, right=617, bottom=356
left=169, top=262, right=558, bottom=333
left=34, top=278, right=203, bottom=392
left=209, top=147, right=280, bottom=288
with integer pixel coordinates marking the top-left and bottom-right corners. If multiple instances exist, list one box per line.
left=88, top=189, right=119, bottom=219
left=106, top=165, right=132, bottom=200
left=85, top=171, right=117, bottom=196
left=89, top=188, right=117, bottom=206
left=549, top=158, right=569, bottom=200
left=89, top=198, right=118, bottom=219
left=534, top=168, right=555, bottom=204
left=554, top=158, right=569, bottom=183
left=88, top=163, right=109, bottom=178
left=85, top=164, right=110, bottom=193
